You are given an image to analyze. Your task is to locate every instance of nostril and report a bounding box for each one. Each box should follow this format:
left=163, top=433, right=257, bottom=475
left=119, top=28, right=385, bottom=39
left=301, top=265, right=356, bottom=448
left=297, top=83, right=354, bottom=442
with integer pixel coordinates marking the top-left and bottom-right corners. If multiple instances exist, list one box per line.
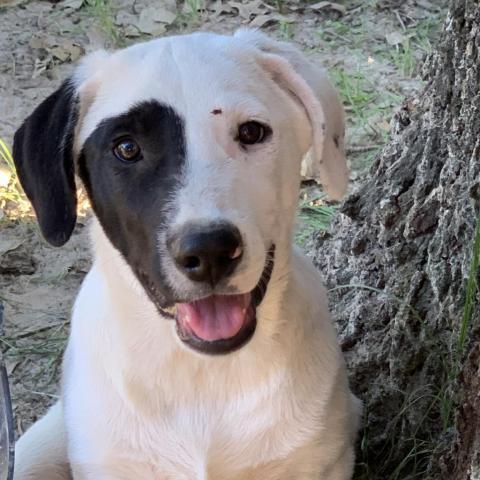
left=182, top=256, right=201, bottom=270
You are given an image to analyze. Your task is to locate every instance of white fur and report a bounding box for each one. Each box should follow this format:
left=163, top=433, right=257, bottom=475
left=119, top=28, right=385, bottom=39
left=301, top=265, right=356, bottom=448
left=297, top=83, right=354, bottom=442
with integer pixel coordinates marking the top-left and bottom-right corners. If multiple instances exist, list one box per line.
left=14, top=31, right=359, bottom=480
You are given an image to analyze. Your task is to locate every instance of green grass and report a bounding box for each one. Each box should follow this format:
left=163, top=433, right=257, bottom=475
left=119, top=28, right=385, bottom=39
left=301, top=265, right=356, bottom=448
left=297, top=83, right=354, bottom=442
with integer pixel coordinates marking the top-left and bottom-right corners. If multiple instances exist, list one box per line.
left=0, top=320, right=68, bottom=390
left=389, top=38, right=416, bottom=78
left=278, top=19, right=295, bottom=40
left=317, top=19, right=351, bottom=42
left=0, top=332, right=67, bottom=359
left=295, top=198, right=336, bottom=244
left=457, top=217, right=480, bottom=357
left=329, top=65, right=402, bottom=161
left=83, top=0, right=125, bottom=47
left=353, top=383, right=441, bottom=479
left=440, top=216, right=480, bottom=429
left=183, top=0, right=205, bottom=22
left=385, top=17, right=444, bottom=78
left=413, top=18, right=443, bottom=55
left=330, top=68, right=375, bottom=117
left=352, top=217, right=480, bottom=478
left=329, top=67, right=384, bottom=141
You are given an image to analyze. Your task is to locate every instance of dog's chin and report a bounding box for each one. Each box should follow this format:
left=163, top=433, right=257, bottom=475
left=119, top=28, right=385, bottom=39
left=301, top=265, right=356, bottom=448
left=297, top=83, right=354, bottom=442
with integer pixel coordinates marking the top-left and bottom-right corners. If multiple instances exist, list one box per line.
left=159, top=246, right=275, bottom=355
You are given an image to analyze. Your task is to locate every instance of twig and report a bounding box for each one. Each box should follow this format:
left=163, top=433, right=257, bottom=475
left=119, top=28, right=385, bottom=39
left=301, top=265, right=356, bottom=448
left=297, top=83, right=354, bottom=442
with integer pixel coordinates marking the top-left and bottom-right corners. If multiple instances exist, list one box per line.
left=394, top=10, right=407, bottom=31
left=346, top=144, right=383, bottom=153
left=7, top=322, right=68, bottom=340
left=25, top=390, right=60, bottom=399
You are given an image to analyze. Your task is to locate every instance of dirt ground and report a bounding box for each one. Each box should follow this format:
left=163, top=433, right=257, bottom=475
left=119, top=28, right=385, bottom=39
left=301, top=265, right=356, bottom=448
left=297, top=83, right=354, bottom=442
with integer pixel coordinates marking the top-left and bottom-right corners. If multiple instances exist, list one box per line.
left=0, top=0, right=447, bottom=454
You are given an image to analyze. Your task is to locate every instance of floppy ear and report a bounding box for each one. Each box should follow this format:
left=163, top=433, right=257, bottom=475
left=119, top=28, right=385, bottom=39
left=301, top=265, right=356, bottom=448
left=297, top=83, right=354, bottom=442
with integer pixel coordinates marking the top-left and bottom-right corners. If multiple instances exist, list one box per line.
left=235, top=29, right=348, bottom=200
left=13, top=81, right=78, bottom=247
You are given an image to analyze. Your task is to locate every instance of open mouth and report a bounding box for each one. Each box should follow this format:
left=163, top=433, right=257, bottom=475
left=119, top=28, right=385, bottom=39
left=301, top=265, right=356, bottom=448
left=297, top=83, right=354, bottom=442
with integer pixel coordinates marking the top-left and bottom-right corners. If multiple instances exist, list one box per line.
left=165, top=246, right=275, bottom=355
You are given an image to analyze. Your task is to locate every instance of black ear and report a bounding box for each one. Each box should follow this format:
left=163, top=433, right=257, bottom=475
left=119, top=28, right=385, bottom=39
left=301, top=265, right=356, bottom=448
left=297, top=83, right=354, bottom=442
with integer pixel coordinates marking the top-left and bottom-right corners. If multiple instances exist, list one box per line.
left=13, top=80, right=78, bottom=247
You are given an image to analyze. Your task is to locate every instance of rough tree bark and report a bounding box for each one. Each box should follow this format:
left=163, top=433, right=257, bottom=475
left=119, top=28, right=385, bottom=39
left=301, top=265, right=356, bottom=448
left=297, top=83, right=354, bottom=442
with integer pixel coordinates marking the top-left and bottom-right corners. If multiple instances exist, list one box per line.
left=308, top=1, right=480, bottom=478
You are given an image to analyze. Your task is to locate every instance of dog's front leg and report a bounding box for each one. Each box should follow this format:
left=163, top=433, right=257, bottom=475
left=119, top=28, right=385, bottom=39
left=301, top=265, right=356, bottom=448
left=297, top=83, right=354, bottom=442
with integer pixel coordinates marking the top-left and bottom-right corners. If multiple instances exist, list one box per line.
left=70, top=464, right=103, bottom=480
left=70, top=465, right=126, bottom=480
left=14, top=402, right=71, bottom=480
left=319, top=445, right=356, bottom=480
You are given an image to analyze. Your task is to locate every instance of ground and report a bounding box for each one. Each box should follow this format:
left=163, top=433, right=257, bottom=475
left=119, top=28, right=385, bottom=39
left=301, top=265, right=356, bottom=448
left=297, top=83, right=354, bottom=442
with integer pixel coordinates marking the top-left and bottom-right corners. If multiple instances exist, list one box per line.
left=0, top=0, right=447, bottom=465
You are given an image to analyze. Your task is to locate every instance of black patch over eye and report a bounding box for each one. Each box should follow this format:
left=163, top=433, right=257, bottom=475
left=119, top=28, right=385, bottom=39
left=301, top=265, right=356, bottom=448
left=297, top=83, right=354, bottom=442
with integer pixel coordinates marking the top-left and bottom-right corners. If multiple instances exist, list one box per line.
left=113, top=138, right=142, bottom=163
left=237, top=121, right=270, bottom=145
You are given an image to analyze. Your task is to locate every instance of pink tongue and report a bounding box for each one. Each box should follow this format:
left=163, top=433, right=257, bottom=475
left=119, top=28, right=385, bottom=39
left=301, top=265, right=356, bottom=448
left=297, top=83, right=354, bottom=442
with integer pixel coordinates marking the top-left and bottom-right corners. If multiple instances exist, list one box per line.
left=176, top=294, right=251, bottom=342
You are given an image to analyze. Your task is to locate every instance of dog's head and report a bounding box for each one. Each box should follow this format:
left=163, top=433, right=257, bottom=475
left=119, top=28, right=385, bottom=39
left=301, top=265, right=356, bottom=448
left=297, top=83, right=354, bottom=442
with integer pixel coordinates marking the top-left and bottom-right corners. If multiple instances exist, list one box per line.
left=13, top=31, right=347, bottom=355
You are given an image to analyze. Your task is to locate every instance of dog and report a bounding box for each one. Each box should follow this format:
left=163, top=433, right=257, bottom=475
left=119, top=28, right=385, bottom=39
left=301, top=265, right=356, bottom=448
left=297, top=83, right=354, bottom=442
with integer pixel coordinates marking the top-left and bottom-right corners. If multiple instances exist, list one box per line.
left=12, top=30, right=360, bottom=480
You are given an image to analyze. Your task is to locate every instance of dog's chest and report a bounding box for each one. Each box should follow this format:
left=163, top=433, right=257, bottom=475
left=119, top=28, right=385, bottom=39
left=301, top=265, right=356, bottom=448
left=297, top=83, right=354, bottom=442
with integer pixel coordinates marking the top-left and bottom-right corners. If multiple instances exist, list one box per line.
left=69, top=365, right=318, bottom=480
left=113, top=401, right=277, bottom=478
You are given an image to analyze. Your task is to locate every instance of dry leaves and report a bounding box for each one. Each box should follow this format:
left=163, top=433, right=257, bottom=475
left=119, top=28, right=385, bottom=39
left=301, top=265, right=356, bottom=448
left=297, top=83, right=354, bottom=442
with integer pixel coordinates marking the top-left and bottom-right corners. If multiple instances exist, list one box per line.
left=249, top=12, right=293, bottom=28
left=29, top=34, right=84, bottom=77
left=207, top=0, right=236, bottom=17
left=58, top=0, right=84, bottom=11
left=309, top=2, right=346, bottom=15
left=115, top=1, right=177, bottom=36
left=385, top=31, right=407, bottom=46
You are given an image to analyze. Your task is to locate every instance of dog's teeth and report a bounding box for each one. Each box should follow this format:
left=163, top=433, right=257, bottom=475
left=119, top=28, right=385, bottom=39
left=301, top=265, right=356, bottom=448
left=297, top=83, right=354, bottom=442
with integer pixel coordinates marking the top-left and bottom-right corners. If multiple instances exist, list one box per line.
left=163, top=305, right=177, bottom=316
left=231, top=246, right=243, bottom=259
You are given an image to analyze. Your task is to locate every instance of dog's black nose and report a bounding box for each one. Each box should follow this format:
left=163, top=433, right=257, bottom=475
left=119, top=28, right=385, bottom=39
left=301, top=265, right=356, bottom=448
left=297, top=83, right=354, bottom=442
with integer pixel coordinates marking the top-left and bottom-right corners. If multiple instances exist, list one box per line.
left=168, top=222, right=243, bottom=286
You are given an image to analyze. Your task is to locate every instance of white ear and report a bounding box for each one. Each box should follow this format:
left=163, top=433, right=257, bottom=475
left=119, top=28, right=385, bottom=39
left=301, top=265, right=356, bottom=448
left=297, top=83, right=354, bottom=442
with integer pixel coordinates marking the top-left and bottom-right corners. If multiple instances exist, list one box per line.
left=235, top=29, right=348, bottom=200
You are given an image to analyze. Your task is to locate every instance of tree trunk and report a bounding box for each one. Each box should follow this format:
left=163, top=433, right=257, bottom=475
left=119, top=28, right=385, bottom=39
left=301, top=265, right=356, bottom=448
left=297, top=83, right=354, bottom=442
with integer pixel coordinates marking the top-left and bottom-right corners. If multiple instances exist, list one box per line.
left=308, top=1, right=480, bottom=478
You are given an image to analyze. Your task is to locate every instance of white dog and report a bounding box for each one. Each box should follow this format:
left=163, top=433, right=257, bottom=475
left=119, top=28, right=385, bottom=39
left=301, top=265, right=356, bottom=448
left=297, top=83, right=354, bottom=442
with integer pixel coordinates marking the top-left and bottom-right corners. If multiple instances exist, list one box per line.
left=12, top=30, right=360, bottom=480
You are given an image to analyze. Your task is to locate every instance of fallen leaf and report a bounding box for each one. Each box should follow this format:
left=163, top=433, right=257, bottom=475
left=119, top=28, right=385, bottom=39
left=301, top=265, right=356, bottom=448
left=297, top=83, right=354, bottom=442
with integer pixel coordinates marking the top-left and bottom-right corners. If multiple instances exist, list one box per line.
left=230, top=0, right=265, bottom=20
left=23, top=2, right=52, bottom=14
left=32, top=58, right=48, bottom=79
left=50, top=47, right=69, bottom=62
left=115, top=11, right=138, bottom=27
left=5, top=360, right=20, bottom=376
left=58, top=0, right=83, bottom=10
left=309, top=1, right=330, bottom=8
left=249, top=12, right=293, bottom=28
left=416, top=0, right=439, bottom=12
left=249, top=13, right=274, bottom=28
left=181, top=1, right=206, bottom=15
left=377, top=120, right=391, bottom=132
left=309, top=1, right=346, bottom=15
left=124, top=25, right=142, bottom=38
left=68, top=44, right=83, bottom=62
left=208, top=0, right=235, bottom=16
left=385, top=31, right=407, bottom=46
left=85, top=25, right=107, bottom=50
left=28, top=33, right=60, bottom=50
left=152, top=6, right=177, bottom=24
left=137, top=8, right=168, bottom=35
left=0, top=237, right=24, bottom=257
left=134, top=5, right=176, bottom=35
left=50, top=42, right=84, bottom=63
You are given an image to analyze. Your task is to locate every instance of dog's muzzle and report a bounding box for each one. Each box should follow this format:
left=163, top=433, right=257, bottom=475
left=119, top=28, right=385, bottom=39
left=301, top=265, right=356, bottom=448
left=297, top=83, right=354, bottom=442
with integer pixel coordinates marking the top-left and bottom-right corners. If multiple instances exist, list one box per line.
left=162, top=246, right=275, bottom=355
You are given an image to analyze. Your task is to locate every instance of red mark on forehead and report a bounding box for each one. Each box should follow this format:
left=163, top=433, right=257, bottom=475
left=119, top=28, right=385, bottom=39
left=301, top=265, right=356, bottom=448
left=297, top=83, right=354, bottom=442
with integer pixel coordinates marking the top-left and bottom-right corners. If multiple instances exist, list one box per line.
left=211, top=108, right=223, bottom=115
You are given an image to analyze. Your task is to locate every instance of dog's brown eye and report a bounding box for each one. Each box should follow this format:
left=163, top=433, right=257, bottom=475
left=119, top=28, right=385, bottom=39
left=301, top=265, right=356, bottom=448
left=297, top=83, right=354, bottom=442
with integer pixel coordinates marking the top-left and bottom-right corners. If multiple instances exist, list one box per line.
left=237, top=121, right=269, bottom=145
left=113, top=138, right=141, bottom=163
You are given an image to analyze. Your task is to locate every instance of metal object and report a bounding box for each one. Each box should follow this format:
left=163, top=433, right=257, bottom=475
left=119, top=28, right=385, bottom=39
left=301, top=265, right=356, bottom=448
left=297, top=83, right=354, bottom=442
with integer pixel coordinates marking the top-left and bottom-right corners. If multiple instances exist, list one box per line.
left=0, top=303, right=14, bottom=480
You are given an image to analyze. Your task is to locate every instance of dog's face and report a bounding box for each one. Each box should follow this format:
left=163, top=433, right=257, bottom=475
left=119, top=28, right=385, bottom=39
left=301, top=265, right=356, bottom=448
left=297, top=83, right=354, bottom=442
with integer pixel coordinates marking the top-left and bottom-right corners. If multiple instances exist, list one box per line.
left=13, top=31, right=347, bottom=355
